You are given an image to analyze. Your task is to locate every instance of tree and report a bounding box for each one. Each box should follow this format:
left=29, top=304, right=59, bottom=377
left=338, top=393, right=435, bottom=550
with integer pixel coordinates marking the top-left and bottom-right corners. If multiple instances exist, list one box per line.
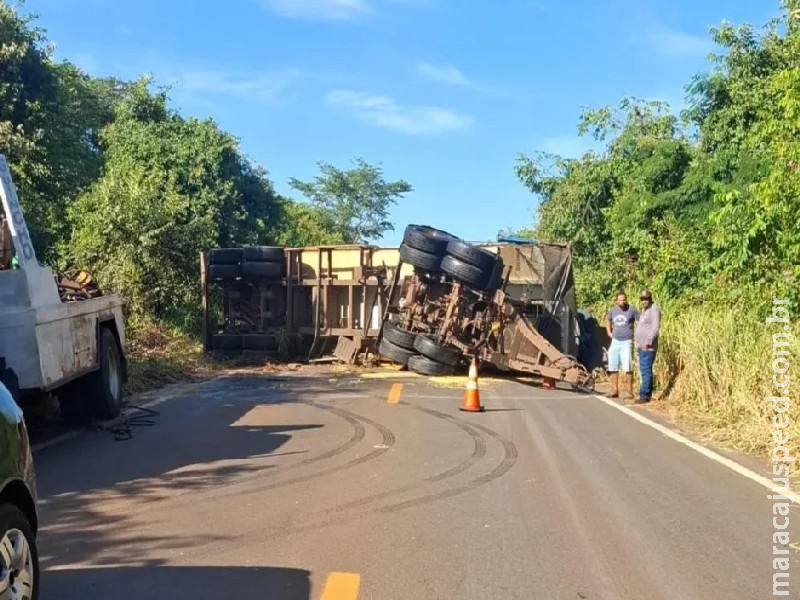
left=288, top=158, right=411, bottom=244
left=1, top=1, right=123, bottom=263
left=274, top=198, right=345, bottom=247
left=66, top=78, right=283, bottom=329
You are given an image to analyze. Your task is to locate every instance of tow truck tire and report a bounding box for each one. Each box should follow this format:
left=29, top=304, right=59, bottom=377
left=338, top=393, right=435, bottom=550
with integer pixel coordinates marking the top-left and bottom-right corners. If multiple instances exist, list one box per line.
left=445, top=240, right=498, bottom=271
left=378, top=338, right=415, bottom=365
left=402, top=225, right=457, bottom=256
left=413, top=335, right=462, bottom=367
left=89, top=328, right=124, bottom=420
left=408, top=354, right=456, bottom=376
left=399, top=244, right=442, bottom=273
left=381, top=321, right=418, bottom=350
left=441, top=255, right=492, bottom=290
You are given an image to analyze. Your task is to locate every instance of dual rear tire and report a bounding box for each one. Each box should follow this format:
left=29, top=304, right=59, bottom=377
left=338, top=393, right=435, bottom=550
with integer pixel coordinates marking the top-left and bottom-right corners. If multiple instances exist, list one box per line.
left=398, top=225, right=503, bottom=292
left=377, top=322, right=461, bottom=375
left=207, top=246, right=286, bottom=282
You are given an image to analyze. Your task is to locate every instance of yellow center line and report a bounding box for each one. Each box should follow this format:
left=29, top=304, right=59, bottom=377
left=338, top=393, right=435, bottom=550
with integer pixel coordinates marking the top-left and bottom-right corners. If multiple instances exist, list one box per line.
left=320, top=572, right=361, bottom=600
left=387, top=383, right=403, bottom=404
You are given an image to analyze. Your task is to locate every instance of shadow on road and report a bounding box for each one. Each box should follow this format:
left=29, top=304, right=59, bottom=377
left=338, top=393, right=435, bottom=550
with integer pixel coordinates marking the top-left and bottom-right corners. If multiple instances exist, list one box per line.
left=36, top=401, right=323, bottom=498
left=41, top=565, right=312, bottom=600
left=32, top=371, right=382, bottom=569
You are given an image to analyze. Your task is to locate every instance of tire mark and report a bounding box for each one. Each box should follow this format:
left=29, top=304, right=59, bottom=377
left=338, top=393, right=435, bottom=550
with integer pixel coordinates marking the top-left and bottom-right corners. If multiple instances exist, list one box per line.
left=207, top=401, right=395, bottom=501
left=181, top=403, right=518, bottom=562
left=378, top=437, right=516, bottom=513
left=323, top=409, right=487, bottom=514
left=375, top=403, right=517, bottom=512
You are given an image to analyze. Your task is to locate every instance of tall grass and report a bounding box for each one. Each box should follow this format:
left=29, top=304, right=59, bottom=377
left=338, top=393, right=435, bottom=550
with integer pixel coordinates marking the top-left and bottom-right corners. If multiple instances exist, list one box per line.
left=652, top=301, right=799, bottom=464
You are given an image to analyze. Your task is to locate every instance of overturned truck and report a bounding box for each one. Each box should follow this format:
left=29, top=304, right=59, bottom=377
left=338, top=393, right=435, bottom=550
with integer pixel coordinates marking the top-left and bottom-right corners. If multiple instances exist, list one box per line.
left=377, top=225, right=595, bottom=391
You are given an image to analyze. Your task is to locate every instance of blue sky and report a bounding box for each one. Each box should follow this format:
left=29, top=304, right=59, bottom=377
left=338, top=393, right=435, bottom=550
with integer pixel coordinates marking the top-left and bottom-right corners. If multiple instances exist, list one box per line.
left=26, top=0, right=777, bottom=245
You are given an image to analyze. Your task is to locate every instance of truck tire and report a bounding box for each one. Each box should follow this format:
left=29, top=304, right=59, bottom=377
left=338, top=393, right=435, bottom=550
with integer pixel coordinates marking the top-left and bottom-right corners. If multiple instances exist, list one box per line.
left=413, top=335, right=462, bottom=366
left=441, top=255, right=492, bottom=290
left=445, top=240, right=498, bottom=271
left=408, top=354, right=456, bottom=376
left=402, top=225, right=457, bottom=256
left=381, top=321, right=418, bottom=350
left=242, top=246, right=285, bottom=262
left=212, top=334, right=243, bottom=351
left=89, top=328, right=124, bottom=420
left=208, top=248, right=243, bottom=265
left=399, top=244, right=441, bottom=273
left=241, top=262, right=283, bottom=281
left=0, top=504, right=39, bottom=600
left=242, top=335, right=279, bottom=351
left=378, top=338, right=415, bottom=365
left=208, top=264, right=242, bottom=280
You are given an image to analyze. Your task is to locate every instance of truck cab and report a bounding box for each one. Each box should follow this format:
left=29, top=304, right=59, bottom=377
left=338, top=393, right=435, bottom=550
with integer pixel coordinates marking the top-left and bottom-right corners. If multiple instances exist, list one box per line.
left=0, top=154, right=128, bottom=423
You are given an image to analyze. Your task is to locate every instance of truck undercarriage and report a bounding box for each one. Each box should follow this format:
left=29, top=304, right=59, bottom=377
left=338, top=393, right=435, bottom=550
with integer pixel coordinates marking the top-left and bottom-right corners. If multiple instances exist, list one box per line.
left=378, top=225, right=595, bottom=391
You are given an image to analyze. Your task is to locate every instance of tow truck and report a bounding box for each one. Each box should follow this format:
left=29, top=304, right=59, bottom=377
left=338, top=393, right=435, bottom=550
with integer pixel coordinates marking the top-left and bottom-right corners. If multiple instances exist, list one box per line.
left=0, top=154, right=128, bottom=422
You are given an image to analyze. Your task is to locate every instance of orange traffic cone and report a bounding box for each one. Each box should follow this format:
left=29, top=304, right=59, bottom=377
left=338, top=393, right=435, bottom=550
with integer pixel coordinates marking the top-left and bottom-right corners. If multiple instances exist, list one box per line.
left=460, top=357, right=484, bottom=412
left=542, top=376, right=556, bottom=389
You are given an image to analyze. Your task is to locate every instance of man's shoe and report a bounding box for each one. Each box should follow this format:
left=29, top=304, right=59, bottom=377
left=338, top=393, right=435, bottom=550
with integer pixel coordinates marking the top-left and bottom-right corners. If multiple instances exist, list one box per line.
left=635, top=397, right=650, bottom=404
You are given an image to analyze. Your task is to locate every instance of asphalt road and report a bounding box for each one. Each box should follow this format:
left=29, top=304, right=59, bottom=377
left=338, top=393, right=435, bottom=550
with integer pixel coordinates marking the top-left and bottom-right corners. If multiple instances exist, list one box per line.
left=31, top=366, right=800, bottom=599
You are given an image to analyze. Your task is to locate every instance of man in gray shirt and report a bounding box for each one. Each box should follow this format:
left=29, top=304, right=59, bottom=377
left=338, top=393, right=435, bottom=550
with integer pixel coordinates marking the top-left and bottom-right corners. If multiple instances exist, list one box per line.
left=634, top=289, right=660, bottom=403
left=605, top=290, right=639, bottom=398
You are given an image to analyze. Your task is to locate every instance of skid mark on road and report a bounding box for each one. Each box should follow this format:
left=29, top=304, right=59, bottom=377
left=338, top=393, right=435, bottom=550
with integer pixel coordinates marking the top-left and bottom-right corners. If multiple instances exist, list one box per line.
left=209, top=402, right=395, bottom=501
left=377, top=403, right=518, bottom=512
left=176, top=401, right=519, bottom=563
left=320, top=572, right=361, bottom=600
left=323, top=407, right=487, bottom=514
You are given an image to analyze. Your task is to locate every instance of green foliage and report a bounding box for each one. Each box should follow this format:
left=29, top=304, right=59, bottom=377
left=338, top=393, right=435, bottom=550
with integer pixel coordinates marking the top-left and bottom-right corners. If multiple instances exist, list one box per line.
left=288, top=158, right=412, bottom=244
left=65, top=78, right=283, bottom=330
left=0, top=2, right=123, bottom=263
left=515, top=5, right=798, bottom=315
left=275, top=198, right=345, bottom=247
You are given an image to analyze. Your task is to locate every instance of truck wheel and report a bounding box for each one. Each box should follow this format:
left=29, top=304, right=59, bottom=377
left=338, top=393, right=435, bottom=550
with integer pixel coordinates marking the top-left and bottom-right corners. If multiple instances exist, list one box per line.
left=242, top=335, right=279, bottom=351
left=445, top=240, right=498, bottom=271
left=208, top=248, right=243, bottom=265
left=0, top=504, right=39, bottom=600
left=241, top=262, right=283, bottom=281
left=402, top=225, right=457, bottom=256
left=242, top=246, right=285, bottom=262
left=413, top=335, right=462, bottom=366
left=408, top=354, right=455, bottom=376
left=399, top=244, right=442, bottom=273
left=90, top=328, right=123, bottom=420
left=441, top=255, right=492, bottom=290
left=378, top=338, right=415, bottom=365
left=208, top=264, right=242, bottom=280
left=381, top=322, right=418, bottom=350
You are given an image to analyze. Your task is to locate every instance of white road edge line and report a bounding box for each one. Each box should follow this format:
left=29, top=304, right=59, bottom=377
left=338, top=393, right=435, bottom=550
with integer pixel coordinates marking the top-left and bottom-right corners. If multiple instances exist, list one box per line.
left=593, top=394, right=800, bottom=504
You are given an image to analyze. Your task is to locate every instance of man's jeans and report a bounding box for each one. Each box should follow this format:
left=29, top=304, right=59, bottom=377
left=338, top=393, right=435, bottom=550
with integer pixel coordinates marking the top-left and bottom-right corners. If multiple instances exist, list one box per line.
left=637, top=348, right=656, bottom=400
